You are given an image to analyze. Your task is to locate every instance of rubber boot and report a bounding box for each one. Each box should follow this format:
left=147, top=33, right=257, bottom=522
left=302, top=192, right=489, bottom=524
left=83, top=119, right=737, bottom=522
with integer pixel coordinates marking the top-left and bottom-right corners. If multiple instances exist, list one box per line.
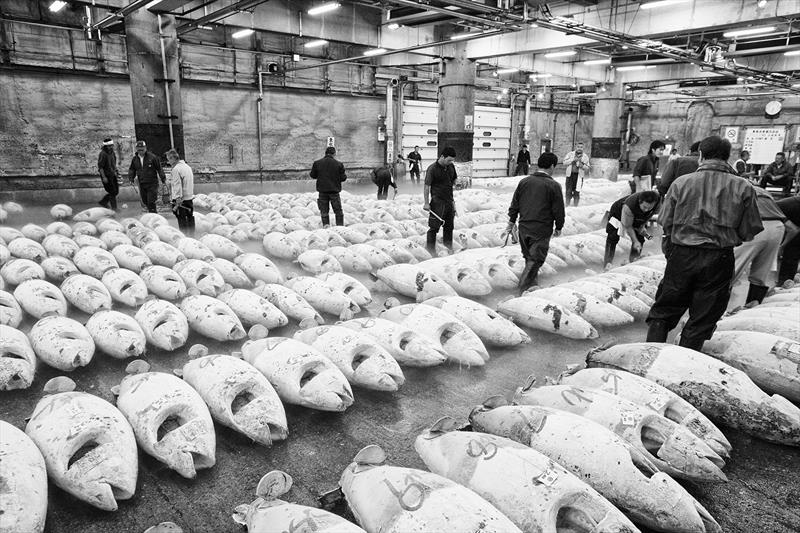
left=321, top=215, right=330, bottom=227
left=518, top=260, right=537, bottom=296
left=678, top=334, right=705, bottom=352
left=645, top=319, right=669, bottom=343
left=335, top=214, right=344, bottom=226
left=603, top=239, right=616, bottom=268
left=745, top=283, right=769, bottom=305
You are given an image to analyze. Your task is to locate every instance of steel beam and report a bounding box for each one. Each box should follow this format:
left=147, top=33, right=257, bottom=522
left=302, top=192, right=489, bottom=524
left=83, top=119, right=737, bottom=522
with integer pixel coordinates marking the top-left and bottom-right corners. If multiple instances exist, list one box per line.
left=92, top=0, right=154, bottom=31
left=176, top=0, right=269, bottom=34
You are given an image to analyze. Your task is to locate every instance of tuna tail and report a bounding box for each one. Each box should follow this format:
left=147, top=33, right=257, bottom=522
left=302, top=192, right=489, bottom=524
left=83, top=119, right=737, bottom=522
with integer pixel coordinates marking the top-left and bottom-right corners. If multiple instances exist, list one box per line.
left=43, top=376, right=76, bottom=394
left=519, top=374, right=537, bottom=393
left=231, top=504, right=251, bottom=526
left=482, top=395, right=509, bottom=409
left=256, top=470, right=293, bottom=500
left=299, top=317, right=320, bottom=329
left=585, top=339, right=617, bottom=364
left=143, top=522, right=183, bottom=533
left=427, top=416, right=463, bottom=435
left=352, top=444, right=387, bottom=467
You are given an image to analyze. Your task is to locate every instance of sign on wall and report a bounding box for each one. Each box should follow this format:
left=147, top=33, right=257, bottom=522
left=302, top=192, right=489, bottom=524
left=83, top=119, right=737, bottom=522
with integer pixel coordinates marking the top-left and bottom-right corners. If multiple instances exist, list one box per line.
left=742, top=127, right=786, bottom=165
left=723, top=126, right=740, bottom=144
left=327, top=136, right=335, bottom=147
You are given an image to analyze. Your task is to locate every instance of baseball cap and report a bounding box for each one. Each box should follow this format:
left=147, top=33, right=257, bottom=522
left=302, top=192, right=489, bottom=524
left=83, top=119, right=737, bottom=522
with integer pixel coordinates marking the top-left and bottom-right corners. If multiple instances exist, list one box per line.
left=135, top=140, right=147, bottom=148
left=441, top=146, right=456, bottom=158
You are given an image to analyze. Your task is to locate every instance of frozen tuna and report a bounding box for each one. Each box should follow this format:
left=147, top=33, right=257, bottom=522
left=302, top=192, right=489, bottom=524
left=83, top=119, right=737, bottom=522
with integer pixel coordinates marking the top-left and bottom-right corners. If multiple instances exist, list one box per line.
left=418, top=257, right=493, bottom=296
left=252, top=283, right=324, bottom=328
left=497, top=296, right=599, bottom=340
left=143, top=241, right=186, bottom=267
left=317, top=271, right=372, bottom=307
left=349, top=243, right=394, bottom=270
left=296, top=249, right=343, bottom=274
left=424, top=295, right=530, bottom=346
left=86, top=310, right=147, bottom=359
left=101, top=268, right=148, bottom=307
left=262, top=232, right=302, bottom=259
left=209, top=258, right=253, bottom=288
left=182, top=354, right=288, bottom=445
left=14, top=279, right=68, bottom=318
left=375, top=264, right=456, bottom=302
left=50, top=204, right=73, bottom=219
left=73, top=206, right=115, bottom=222
left=284, top=276, right=360, bottom=320
left=73, top=246, right=119, bottom=278
left=135, top=299, right=189, bottom=351
left=242, top=337, right=353, bottom=411
left=2, top=258, right=45, bottom=285
left=328, top=246, right=373, bottom=273
left=180, top=294, right=246, bottom=341
left=527, top=287, right=635, bottom=327
left=41, top=256, right=79, bottom=283
left=140, top=265, right=187, bottom=300
left=339, top=317, right=447, bottom=367
left=217, top=288, right=288, bottom=329
left=563, top=280, right=649, bottom=319
left=175, top=237, right=215, bottom=261
left=0, top=289, right=23, bottom=327
left=8, top=237, right=47, bottom=262
left=200, top=233, right=242, bottom=260
left=60, top=273, right=112, bottom=314
left=111, top=244, right=153, bottom=273
left=0, top=324, right=36, bottom=390
left=0, top=420, right=48, bottom=533
left=29, top=315, right=95, bottom=371
left=174, top=259, right=226, bottom=296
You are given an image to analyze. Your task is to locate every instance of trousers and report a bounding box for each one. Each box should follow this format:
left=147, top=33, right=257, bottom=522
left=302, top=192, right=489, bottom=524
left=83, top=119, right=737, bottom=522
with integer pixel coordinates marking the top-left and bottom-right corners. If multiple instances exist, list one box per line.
left=565, top=174, right=581, bottom=206
left=604, top=223, right=644, bottom=266
left=100, top=177, right=119, bottom=209
left=732, top=220, right=784, bottom=288
left=426, top=198, right=454, bottom=255
left=409, top=164, right=420, bottom=182
left=173, top=199, right=195, bottom=231
left=779, top=232, right=800, bottom=285
left=138, top=182, right=159, bottom=213
left=377, top=181, right=392, bottom=200
left=646, top=245, right=734, bottom=346
left=318, top=192, right=343, bottom=226
left=759, top=175, right=793, bottom=194
left=517, top=223, right=552, bottom=293
left=515, top=162, right=530, bottom=176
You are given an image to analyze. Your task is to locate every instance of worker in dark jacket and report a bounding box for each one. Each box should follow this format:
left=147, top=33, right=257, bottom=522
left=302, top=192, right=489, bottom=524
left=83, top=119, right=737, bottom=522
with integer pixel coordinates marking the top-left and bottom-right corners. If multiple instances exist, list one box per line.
left=777, top=196, right=800, bottom=287
left=760, top=152, right=794, bottom=194
left=372, top=164, right=396, bottom=200
left=407, top=146, right=422, bottom=183
left=128, top=140, right=167, bottom=213
left=514, top=144, right=531, bottom=176
left=505, top=151, right=565, bottom=294
left=631, top=140, right=665, bottom=193
left=98, top=137, right=119, bottom=210
left=423, top=146, right=458, bottom=255
left=658, top=141, right=700, bottom=197
left=646, top=135, right=763, bottom=351
left=310, top=146, right=347, bottom=227
left=603, top=190, right=660, bottom=268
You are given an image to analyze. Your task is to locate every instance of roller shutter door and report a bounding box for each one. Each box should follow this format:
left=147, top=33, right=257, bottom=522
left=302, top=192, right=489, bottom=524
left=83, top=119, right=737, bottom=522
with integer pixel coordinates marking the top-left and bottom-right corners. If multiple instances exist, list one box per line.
left=473, top=106, right=511, bottom=178
left=401, top=100, right=439, bottom=170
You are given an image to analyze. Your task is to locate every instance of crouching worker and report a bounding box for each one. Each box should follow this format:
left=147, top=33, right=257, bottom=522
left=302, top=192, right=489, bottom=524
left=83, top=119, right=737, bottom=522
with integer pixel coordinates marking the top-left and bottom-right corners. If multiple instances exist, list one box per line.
left=603, top=190, right=660, bottom=269
left=166, top=149, right=195, bottom=231
left=372, top=164, right=397, bottom=200
left=505, top=152, right=564, bottom=295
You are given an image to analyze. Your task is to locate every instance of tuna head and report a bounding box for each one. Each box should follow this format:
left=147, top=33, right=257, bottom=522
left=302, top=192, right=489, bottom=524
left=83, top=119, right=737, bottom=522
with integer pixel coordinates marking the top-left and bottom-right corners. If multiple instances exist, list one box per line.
left=180, top=295, right=246, bottom=341
left=86, top=310, right=147, bottom=359
left=102, top=268, right=148, bottom=307
left=0, top=421, right=48, bottom=533
left=60, top=274, right=113, bottom=314
left=0, top=289, right=23, bottom=327
left=140, top=265, right=187, bottom=301
left=14, top=278, right=69, bottom=319
left=25, top=390, right=138, bottom=511
left=134, top=299, right=189, bottom=351
left=182, top=355, right=288, bottom=446
left=116, top=371, right=216, bottom=479
left=29, top=316, right=95, bottom=371
left=0, top=324, right=37, bottom=390
left=174, top=259, right=226, bottom=297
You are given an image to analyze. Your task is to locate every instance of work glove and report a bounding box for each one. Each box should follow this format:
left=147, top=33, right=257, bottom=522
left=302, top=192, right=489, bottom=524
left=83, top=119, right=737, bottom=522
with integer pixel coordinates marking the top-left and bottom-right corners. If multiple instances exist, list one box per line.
left=553, top=229, right=562, bottom=238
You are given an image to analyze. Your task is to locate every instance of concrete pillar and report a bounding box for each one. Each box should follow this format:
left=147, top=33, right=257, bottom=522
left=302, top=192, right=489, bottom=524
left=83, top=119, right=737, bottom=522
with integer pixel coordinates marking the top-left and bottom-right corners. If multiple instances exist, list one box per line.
left=125, top=9, right=184, bottom=159
left=590, top=80, right=624, bottom=181
left=438, top=41, right=475, bottom=180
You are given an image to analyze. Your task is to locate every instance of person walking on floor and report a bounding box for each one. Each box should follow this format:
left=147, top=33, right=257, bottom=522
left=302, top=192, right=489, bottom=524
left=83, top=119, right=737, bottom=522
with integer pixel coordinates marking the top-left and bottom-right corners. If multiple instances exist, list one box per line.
left=505, top=151, right=565, bottom=295
left=760, top=152, right=794, bottom=195
left=128, top=140, right=167, bottom=213
left=423, top=146, right=458, bottom=256
left=777, top=195, right=800, bottom=287
left=603, top=190, right=660, bottom=269
left=407, top=146, right=422, bottom=183
left=562, top=142, right=590, bottom=206
left=514, top=144, right=531, bottom=176
left=658, top=141, right=700, bottom=198
left=645, top=135, right=763, bottom=351
left=166, top=149, right=195, bottom=232
left=372, top=163, right=396, bottom=200
left=631, top=140, right=665, bottom=193
left=310, top=146, right=347, bottom=227
left=98, top=137, right=120, bottom=210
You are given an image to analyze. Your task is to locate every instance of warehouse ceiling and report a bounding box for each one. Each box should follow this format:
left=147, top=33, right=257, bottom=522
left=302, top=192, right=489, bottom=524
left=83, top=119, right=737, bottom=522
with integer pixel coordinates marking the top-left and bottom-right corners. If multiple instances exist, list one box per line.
left=18, top=0, right=800, bottom=95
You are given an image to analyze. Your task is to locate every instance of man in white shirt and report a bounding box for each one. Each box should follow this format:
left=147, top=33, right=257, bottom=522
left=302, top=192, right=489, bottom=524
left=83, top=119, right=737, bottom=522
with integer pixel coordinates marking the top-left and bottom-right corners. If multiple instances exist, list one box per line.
left=166, top=149, right=195, bottom=231
left=562, top=142, right=590, bottom=206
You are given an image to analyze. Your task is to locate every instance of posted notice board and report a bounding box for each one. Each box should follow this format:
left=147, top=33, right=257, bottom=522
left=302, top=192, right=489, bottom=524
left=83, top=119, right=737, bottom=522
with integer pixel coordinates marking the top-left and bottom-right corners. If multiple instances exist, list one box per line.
left=742, top=127, right=787, bottom=165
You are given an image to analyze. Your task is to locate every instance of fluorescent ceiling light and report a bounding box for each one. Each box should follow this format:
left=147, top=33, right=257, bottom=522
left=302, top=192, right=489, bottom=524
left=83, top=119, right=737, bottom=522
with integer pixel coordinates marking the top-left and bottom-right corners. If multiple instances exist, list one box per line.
left=49, top=1, right=67, bottom=12
left=496, top=67, right=519, bottom=74
left=363, top=48, right=387, bottom=56
left=584, top=58, right=611, bottom=65
left=305, top=39, right=328, bottom=48
left=758, top=0, right=767, bottom=6
left=723, top=26, right=775, bottom=38
left=197, top=25, right=213, bottom=30
left=308, top=2, right=340, bottom=16
left=387, top=23, right=400, bottom=30
left=783, top=50, right=800, bottom=56
left=544, top=50, right=577, bottom=58
left=145, top=0, right=163, bottom=9
left=232, top=28, right=254, bottom=39
left=530, top=23, right=538, bottom=28
left=641, top=0, right=690, bottom=10
left=444, top=5, right=461, bottom=10
left=450, top=33, right=473, bottom=40
left=529, top=73, right=552, bottom=78
left=616, top=65, right=655, bottom=71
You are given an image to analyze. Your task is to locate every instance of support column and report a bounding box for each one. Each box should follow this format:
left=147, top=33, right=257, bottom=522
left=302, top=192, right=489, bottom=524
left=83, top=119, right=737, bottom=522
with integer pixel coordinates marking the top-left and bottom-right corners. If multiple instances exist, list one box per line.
left=438, top=41, right=475, bottom=181
left=125, top=9, right=184, bottom=158
left=590, top=80, right=624, bottom=181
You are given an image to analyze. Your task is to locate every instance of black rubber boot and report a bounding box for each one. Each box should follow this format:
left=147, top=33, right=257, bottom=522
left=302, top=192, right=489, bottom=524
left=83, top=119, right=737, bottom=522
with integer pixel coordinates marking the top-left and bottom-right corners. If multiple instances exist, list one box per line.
left=645, top=319, right=669, bottom=343
left=678, top=334, right=705, bottom=352
left=518, top=260, right=536, bottom=296
left=745, top=283, right=769, bottom=305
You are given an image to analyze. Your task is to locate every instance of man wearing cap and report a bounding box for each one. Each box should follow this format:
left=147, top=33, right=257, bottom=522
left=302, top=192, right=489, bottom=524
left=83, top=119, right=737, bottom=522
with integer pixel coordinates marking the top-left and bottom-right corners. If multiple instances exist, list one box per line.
left=128, top=140, right=167, bottom=213
left=310, top=146, right=347, bottom=227
left=97, top=138, right=119, bottom=210
left=423, top=146, right=458, bottom=255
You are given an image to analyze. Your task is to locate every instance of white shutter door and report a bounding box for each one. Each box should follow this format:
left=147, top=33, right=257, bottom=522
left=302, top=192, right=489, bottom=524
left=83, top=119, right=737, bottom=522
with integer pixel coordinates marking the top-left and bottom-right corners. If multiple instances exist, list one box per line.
left=473, top=106, right=511, bottom=178
left=401, top=100, right=439, bottom=169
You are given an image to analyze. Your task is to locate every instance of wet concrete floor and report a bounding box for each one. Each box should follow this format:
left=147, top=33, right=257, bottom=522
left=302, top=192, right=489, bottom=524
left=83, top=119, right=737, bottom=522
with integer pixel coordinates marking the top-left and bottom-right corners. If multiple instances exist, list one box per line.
left=1, top=181, right=799, bottom=533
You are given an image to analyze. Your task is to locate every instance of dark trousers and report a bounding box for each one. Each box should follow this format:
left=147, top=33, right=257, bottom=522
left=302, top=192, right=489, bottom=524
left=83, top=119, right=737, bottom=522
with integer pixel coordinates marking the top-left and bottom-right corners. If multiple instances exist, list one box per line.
left=100, top=177, right=119, bottom=209
left=426, top=198, right=455, bottom=255
left=518, top=224, right=552, bottom=294
left=646, top=245, right=734, bottom=348
left=409, top=164, right=420, bottom=183
left=515, top=162, right=530, bottom=176
left=377, top=181, right=391, bottom=200
left=604, top=224, right=644, bottom=265
left=139, top=182, right=159, bottom=213
left=759, top=175, right=792, bottom=194
left=318, top=192, right=343, bottom=226
left=174, top=199, right=195, bottom=231
left=778, top=233, right=800, bottom=284
left=565, top=174, right=581, bottom=206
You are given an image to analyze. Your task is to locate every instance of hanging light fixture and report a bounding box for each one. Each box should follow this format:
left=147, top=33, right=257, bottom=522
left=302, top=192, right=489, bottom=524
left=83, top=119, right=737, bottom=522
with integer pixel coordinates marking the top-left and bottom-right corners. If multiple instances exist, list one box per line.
left=49, top=1, right=67, bottom=12
left=308, top=2, right=340, bottom=16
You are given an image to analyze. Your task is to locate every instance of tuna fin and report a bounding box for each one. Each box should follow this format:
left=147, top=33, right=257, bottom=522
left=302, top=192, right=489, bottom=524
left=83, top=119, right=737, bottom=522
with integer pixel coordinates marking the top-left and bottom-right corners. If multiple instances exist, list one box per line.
left=248, top=325, right=269, bottom=340
left=368, top=272, right=379, bottom=282
left=584, top=268, right=598, bottom=275
left=110, top=385, right=120, bottom=396
left=231, top=351, right=243, bottom=359
left=482, top=395, right=508, bottom=409
left=254, top=279, right=265, bottom=287
left=353, top=444, right=387, bottom=466
left=520, top=374, right=537, bottom=393
left=188, top=344, right=209, bottom=358
left=144, top=522, right=183, bottom=533
left=338, top=308, right=355, bottom=321
left=125, top=359, right=150, bottom=374
left=585, top=340, right=616, bottom=363
left=298, top=317, right=317, bottom=329
left=428, top=416, right=462, bottom=434
left=221, top=283, right=233, bottom=292
left=256, top=470, right=293, bottom=500
left=41, top=310, right=60, bottom=318
left=173, top=368, right=184, bottom=378
left=232, top=504, right=250, bottom=526
left=384, top=297, right=400, bottom=309
left=43, top=376, right=76, bottom=394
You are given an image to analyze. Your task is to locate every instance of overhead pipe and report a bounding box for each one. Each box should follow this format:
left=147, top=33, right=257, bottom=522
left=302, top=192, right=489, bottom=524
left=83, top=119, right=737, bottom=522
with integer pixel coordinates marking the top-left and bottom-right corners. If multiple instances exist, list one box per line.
left=176, top=0, right=268, bottom=34
left=91, top=0, right=153, bottom=31
left=157, top=14, right=175, bottom=150
left=257, top=71, right=265, bottom=183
